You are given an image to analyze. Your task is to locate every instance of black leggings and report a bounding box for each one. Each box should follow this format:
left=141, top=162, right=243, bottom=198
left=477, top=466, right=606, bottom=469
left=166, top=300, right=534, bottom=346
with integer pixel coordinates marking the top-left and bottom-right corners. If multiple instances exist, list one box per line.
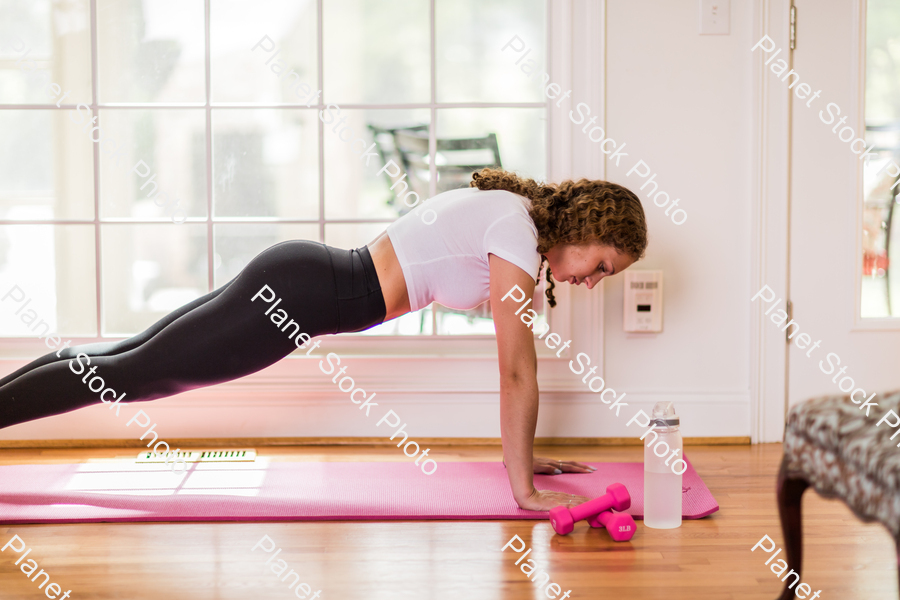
left=0, top=240, right=386, bottom=429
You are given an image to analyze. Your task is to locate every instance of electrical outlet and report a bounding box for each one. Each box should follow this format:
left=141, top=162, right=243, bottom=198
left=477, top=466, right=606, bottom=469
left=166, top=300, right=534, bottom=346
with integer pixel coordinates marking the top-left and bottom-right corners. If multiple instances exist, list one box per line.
left=700, top=0, right=730, bottom=35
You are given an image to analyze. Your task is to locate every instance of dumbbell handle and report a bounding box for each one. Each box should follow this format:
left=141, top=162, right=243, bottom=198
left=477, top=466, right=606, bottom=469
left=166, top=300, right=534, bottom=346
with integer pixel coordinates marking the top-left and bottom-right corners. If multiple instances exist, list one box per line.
left=594, top=511, right=615, bottom=528
left=569, top=493, right=617, bottom=522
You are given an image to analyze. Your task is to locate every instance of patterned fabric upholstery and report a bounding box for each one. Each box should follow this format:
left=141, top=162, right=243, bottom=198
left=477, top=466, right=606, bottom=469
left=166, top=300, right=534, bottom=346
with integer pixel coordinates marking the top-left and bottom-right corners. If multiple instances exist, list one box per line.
left=783, top=390, right=900, bottom=538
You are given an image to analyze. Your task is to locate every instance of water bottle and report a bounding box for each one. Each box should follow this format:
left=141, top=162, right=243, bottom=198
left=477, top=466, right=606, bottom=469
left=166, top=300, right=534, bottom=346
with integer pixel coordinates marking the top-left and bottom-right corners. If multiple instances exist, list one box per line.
left=643, top=401, right=682, bottom=529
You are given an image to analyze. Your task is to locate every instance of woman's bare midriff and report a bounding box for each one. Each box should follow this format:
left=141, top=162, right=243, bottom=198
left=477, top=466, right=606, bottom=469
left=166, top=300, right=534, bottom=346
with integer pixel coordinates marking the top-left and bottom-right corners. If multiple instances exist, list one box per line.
left=367, top=231, right=411, bottom=322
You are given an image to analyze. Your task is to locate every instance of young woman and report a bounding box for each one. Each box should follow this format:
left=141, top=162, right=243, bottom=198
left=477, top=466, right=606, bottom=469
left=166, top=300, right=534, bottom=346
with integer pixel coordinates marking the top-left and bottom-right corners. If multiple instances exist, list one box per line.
left=0, top=168, right=648, bottom=511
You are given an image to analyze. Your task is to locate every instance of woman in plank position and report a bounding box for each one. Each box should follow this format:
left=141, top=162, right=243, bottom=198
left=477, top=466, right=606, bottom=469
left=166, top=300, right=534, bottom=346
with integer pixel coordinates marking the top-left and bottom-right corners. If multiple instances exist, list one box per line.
left=0, top=168, right=647, bottom=511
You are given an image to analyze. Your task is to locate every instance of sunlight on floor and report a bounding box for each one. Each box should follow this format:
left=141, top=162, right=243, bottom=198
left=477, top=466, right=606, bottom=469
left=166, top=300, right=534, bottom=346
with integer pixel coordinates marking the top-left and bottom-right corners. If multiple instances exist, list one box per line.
left=63, top=458, right=272, bottom=497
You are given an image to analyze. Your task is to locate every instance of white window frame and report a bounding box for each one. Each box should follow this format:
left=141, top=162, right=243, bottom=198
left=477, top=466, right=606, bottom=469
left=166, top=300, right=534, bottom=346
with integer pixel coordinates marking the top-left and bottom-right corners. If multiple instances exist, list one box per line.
left=0, top=1, right=607, bottom=405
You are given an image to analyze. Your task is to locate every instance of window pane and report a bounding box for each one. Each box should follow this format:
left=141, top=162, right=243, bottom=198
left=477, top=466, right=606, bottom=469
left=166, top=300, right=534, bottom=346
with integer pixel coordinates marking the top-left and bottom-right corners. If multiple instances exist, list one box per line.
left=213, top=108, right=319, bottom=218
left=97, top=0, right=205, bottom=103
left=211, top=0, right=318, bottom=104
left=323, top=0, right=429, bottom=104
left=99, top=108, right=206, bottom=220
left=0, top=0, right=92, bottom=105
left=0, top=110, right=94, bottom=220
left=0, top=225, right=96, bottom=336
left=861, top=148, right=900, bottom=317
left=861, top=0, right=900, bottom=317
left=434, top=302, right=496, bottom=335
left=324, top=222, right=385, bottom=251
left=361, top=305, right=434, bottom=336
left=324, top=108, right=430, bottom=220
left=436, top=107, right=546, bottom=184
left=214, top=223, right=319, bottom=287
left=101, top=223, right=207, bottom=336
left=436, top=0, right=546, bottom=103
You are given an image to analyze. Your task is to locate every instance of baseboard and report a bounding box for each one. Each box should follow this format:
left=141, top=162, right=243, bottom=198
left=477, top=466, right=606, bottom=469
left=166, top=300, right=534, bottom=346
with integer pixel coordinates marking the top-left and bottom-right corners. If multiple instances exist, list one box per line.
left=538, top=436, right=750, bottom=446
left=0, top=436, right=752, bottom=449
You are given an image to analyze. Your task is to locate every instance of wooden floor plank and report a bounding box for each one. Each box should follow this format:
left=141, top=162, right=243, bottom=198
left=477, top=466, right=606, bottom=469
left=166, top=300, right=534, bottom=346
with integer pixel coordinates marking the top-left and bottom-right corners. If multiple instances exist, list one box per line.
left=0, top=443, right=895, bottom=599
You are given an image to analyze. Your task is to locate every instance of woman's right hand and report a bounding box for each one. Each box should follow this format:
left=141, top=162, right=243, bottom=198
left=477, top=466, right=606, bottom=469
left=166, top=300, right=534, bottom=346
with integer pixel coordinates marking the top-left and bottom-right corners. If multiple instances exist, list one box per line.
left=516, top=488, right=590, bottom=512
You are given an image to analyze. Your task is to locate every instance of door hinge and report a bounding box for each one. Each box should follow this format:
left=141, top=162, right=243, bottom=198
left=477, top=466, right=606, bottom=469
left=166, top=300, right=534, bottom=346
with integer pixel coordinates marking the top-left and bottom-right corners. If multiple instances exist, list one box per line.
left=790, top=5, right=797, bottom=50
left=785, top=300, right=793, bottom=343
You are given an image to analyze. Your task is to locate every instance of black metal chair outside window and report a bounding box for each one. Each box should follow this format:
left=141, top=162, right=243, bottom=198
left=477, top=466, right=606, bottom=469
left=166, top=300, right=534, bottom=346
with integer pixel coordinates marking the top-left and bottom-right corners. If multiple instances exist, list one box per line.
left=368, top=124, right=502, bottom=216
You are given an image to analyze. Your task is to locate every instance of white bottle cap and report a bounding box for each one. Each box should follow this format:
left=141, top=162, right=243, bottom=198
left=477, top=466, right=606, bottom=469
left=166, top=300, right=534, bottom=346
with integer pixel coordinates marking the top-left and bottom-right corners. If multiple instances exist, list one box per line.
left=650, top=400, right=679, bottom=427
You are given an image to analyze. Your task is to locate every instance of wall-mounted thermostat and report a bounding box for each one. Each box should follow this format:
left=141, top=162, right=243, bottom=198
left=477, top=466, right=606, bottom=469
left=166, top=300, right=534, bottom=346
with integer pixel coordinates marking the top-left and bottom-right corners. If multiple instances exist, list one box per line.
left=623, top=271, right=663, bottom=332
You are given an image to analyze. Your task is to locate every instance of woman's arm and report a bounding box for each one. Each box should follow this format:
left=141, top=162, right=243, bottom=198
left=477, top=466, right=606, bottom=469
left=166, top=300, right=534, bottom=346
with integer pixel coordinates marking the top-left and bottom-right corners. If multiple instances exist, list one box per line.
left=488, top=254, right=591, bottom=511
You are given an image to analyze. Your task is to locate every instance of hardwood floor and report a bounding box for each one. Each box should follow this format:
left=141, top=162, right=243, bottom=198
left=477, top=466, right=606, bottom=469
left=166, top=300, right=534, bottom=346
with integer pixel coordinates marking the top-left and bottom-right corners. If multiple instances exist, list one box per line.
left=0, top=443, right=896, bottom=599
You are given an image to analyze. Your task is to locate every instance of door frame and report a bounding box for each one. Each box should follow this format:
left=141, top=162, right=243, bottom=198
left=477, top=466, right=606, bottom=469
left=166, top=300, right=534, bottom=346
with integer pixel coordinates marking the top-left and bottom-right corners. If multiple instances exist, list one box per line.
left=749, top=0, right=793, bottom=443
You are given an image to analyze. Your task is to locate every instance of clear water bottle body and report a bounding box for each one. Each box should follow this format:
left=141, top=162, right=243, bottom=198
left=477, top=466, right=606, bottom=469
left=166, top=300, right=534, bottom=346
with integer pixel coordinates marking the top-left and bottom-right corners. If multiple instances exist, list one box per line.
left=643, top=402, right=683, bottom=529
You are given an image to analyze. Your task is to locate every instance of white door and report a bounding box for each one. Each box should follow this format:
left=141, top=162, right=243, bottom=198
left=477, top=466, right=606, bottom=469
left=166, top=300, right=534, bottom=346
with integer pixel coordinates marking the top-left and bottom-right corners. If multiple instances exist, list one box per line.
left=786, top=0, right=900, bottom=411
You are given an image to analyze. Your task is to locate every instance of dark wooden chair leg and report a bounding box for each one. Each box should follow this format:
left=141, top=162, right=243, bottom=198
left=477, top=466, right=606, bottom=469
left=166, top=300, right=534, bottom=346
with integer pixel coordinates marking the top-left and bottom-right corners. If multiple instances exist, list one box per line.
left=775, top=457, right=809, bottom=600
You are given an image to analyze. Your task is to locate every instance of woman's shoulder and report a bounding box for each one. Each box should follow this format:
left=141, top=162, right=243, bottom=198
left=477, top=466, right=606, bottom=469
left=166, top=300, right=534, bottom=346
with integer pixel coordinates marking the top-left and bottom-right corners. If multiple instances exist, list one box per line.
left=458, top=186, right=529, bottom=202
left=434, top=186, right=531, bottom=216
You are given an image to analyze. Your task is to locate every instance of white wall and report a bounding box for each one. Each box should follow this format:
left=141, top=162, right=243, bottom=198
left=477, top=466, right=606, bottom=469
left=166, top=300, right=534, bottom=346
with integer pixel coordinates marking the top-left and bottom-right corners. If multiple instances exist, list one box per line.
left=0, top=0, right=765, bottom=443
left=599, top=0, right=755, bottom=437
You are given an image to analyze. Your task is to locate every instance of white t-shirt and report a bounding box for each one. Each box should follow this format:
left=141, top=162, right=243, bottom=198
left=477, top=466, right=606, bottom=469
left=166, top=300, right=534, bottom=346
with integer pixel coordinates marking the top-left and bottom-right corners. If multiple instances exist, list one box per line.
left=386, top=187, right=542, bottom=312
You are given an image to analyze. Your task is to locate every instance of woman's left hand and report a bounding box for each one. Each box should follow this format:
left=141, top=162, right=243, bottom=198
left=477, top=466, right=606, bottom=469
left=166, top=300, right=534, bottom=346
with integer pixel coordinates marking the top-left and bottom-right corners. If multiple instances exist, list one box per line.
left=532, top=456, right=596, bottom=475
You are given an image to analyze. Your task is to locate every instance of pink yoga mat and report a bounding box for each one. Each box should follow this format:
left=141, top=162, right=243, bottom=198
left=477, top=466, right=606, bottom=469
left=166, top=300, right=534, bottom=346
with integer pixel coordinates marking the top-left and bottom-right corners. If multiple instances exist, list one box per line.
left=0, top=458, right=718, bottom=524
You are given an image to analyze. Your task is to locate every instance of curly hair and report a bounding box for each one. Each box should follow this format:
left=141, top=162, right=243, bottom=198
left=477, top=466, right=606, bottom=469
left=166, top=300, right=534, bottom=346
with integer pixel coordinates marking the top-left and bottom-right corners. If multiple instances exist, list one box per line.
left=470, top=168, right=648, bottom=307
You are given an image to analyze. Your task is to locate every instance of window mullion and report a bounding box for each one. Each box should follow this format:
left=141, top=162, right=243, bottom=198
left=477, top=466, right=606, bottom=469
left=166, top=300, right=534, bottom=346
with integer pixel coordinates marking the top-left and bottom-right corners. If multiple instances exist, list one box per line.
left=205, top=0, right=214, bottom=292
left=317, top=0, right=325, bottom=243
left=89, top=0, right=102, bottom=337
left=429, top=0, right=437, bottom=336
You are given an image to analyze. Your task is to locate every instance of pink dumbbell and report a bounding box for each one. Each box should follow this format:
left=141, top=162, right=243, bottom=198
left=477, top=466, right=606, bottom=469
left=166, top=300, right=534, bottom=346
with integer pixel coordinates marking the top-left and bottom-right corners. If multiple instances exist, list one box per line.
left=548, top=483, right=631, bottom=535
left=587, top=510, right=636, bottom=541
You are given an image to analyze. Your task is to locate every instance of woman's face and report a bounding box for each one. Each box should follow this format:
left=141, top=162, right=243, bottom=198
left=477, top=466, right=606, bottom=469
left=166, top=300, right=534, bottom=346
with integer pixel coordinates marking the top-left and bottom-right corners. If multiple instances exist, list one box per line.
left=543, top=242, right=635, bottom=290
